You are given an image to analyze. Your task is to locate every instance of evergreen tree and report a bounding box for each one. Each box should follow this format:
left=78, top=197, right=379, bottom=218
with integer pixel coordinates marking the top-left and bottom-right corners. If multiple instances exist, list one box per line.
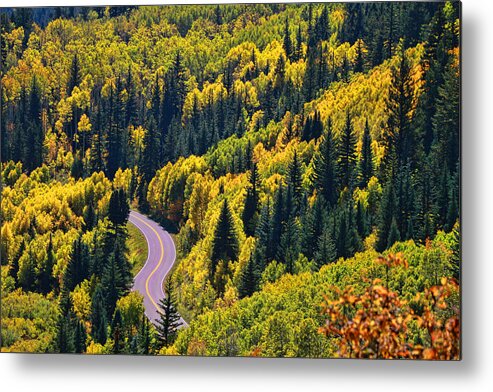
left=74, top=319, right=87, bottom=353
left=386, top=46, right=414, bottom=171
left=302, top=195, right=327, bottom=259
left=431, top=57, right=460, bottom=174
left=210, top=200, right=239, bottom=281
left=9, top=240, right=25, bottom=286
left=254, top=199, right=272, bottom=265
left=56, top=313, right=75, bottom=353
left=91, top=285, right=108, bottom=345
left=26, top=77, right=43, bottom=172
left=312, top=117, right=337, bottom=206
left=315, top=5, right=330, bottom=42
left=283, top=18, right=292, bottom=61
left=239, top=256, right=257, bottom=299
left=138, top=315, right=152, bottom=355
left=387, top=217, right=401, bottom=249
left=294, top=24, right=303, bottom=61
left=354, top=39, right=365, bottom=73
left=68, top=53, right=81, bottom=95
left=337, top=110, right=357, bottom=190
left=155, top=278, right=181, bottom=348
left=101, top=250, right=123, bottom=318
left=141, top=115, right=160, bottom=183
left=287, top=151, right=303, bottom=214
left=359, top=119, right=374, bottom=187
left=111, top=309, right=125, bottom=354
left=63, top=236, right=89, bottom=292
left=376, top=180, right=397, bottom=252
left=314, top=230, right=336, bottom=269
left=270, top=185, right=285, bottom=260
left=242, top=161, right=260, bottom=237
left=278, top=216, right=300, bottom=274
left=108, top=188, right=130, bottom=227
left=89, top=109, right=106, bottom=173
left=214, top=5, right=222, bottom=25
left=39, top=234, right=56, bottom=294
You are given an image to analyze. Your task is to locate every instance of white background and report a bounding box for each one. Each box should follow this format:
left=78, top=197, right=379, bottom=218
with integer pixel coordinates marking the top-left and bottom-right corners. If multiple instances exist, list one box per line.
left=0, top=0, right=491, bottom=391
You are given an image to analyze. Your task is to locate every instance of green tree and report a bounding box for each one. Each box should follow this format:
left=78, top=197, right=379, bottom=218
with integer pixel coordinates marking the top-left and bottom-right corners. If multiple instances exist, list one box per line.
left=91, top=285, right=108, bottom=345
left=337, top=110, right=357, bottom=190
left=359, top=119, right=373, bottom=187
left=155, top=278, right=181, bottom=348
left=242, top=162, right=259, bottom=237
left=210, top=200, right=239, bottom=280
left=312, top=117, right=337, bottom=206
left=314, top=230, right=336, bottom=269
left=283, top=18, right=292, bottom=60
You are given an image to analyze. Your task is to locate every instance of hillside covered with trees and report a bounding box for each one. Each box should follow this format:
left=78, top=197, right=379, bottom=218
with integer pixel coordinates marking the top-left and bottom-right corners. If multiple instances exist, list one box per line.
left=1, top=2, right=460, bottom=358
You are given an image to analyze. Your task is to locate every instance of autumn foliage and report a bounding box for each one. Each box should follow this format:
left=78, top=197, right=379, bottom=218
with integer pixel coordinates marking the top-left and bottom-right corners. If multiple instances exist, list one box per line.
left=319, top=254, right=460, bottom=360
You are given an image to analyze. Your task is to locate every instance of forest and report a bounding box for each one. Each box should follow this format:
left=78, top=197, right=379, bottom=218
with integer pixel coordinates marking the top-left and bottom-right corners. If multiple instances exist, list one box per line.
left=0, top=2, right=460, bottom=358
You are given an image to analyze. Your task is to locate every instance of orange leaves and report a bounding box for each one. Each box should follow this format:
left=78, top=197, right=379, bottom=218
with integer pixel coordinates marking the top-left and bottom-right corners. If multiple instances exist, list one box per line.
left=319, top=254, right=460, bottom=360
left=377, top=252, right=408, bottom=269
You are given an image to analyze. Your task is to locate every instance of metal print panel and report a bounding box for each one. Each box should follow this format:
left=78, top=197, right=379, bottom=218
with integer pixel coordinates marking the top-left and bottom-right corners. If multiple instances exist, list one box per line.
left=0, top=2, right=461, bottom=359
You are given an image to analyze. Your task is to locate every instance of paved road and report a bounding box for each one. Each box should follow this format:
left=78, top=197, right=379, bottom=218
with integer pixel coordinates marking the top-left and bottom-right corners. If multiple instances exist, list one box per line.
left=129, top=210, right=187, bottom=327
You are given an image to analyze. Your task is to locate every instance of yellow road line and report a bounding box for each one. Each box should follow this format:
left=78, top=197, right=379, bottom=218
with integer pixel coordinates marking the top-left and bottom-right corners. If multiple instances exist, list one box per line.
left=131, top=214, right=164, bottom=312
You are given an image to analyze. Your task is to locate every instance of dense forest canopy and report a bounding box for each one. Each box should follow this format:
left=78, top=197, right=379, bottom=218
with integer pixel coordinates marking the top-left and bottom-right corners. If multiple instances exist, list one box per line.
left=1, top=2, right=460, bottom=358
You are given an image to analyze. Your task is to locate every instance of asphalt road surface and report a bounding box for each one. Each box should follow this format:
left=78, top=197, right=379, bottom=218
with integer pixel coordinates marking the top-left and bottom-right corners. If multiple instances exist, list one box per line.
left=129, top=210, right=187, bottom=327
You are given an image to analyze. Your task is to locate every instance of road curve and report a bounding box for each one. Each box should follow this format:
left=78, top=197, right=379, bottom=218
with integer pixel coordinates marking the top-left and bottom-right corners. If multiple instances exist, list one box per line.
left=129, top=210, right=187, bottom=327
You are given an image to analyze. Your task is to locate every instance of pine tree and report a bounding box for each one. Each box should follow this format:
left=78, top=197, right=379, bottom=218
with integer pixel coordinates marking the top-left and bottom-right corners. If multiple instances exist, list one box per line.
left=283, top=18, right=292, bottom=61
left=56, top=313, right=76, bottom=353
left=315, top=5, right=330, bottom=42
left=337, top=110, right=357, bottom=190
left=294, top=24, right=303, bottom=61
left=108, top=188, right=130, bottom=227
left=63, top=237, right=89, bottom=292
left=89, top=109, right=106, bottom=173
left=242, top=162, right=259, bottom=237
left=155, top=278, right=181, bottom=348
left=302, top=195, right=327, bottom=259
left=141, top=115, right=160, bottom=183
left=312, top=117, right=337, bottom=206
left=211, top=200, right=239, bottom=280
left=214, top=5, right=222, bottom=25
left=431, top=57, right=460, bottom=174
left=376, top=180, right=397, bottom=252
left=9, top=240, right=25, bottom=285
left=239, top=256, right=257, bottom=299
left=91, top=285, right=108, bottom=345
left=74, top=319, right=87, bottom=353
left=254, top=199, right=272, bottom=265
left=278, top=216, right=300, bottom=274
left=125, top=67, right=138, bottom=128
left=303, top=46, right=317, bottom=101
left=314, top=230, right=336, bottom=269
left=270, top=185, right=285, bottom=260
left=111, top=309, right=125, bottom=354
left=39, top=234, right=56, bottom=294
left=359, top=119, right=374, bottom=187
left=68, top=53, right=81, bottom=95
left=101, top=250, right=123, bottom=318
left=354, top=39, right=365, bottom=73
left=26, top=77, right=43, bottom=172
left=287, top=151, right=303, bottom=215
left=386, top=46, right=414, bottom=170
left=138, top=315, right=152, bottom=355
left=387, top=217, right=401, bottom=249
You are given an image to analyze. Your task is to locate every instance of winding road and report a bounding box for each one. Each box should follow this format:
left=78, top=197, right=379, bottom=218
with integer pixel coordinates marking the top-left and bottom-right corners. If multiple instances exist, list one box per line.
left=129, top=210, right=187, bottom=327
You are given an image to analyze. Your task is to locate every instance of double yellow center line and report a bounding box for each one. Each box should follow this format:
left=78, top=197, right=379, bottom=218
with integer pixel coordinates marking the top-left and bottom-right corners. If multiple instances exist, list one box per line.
left=132, top=214, right=165, bottom=312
